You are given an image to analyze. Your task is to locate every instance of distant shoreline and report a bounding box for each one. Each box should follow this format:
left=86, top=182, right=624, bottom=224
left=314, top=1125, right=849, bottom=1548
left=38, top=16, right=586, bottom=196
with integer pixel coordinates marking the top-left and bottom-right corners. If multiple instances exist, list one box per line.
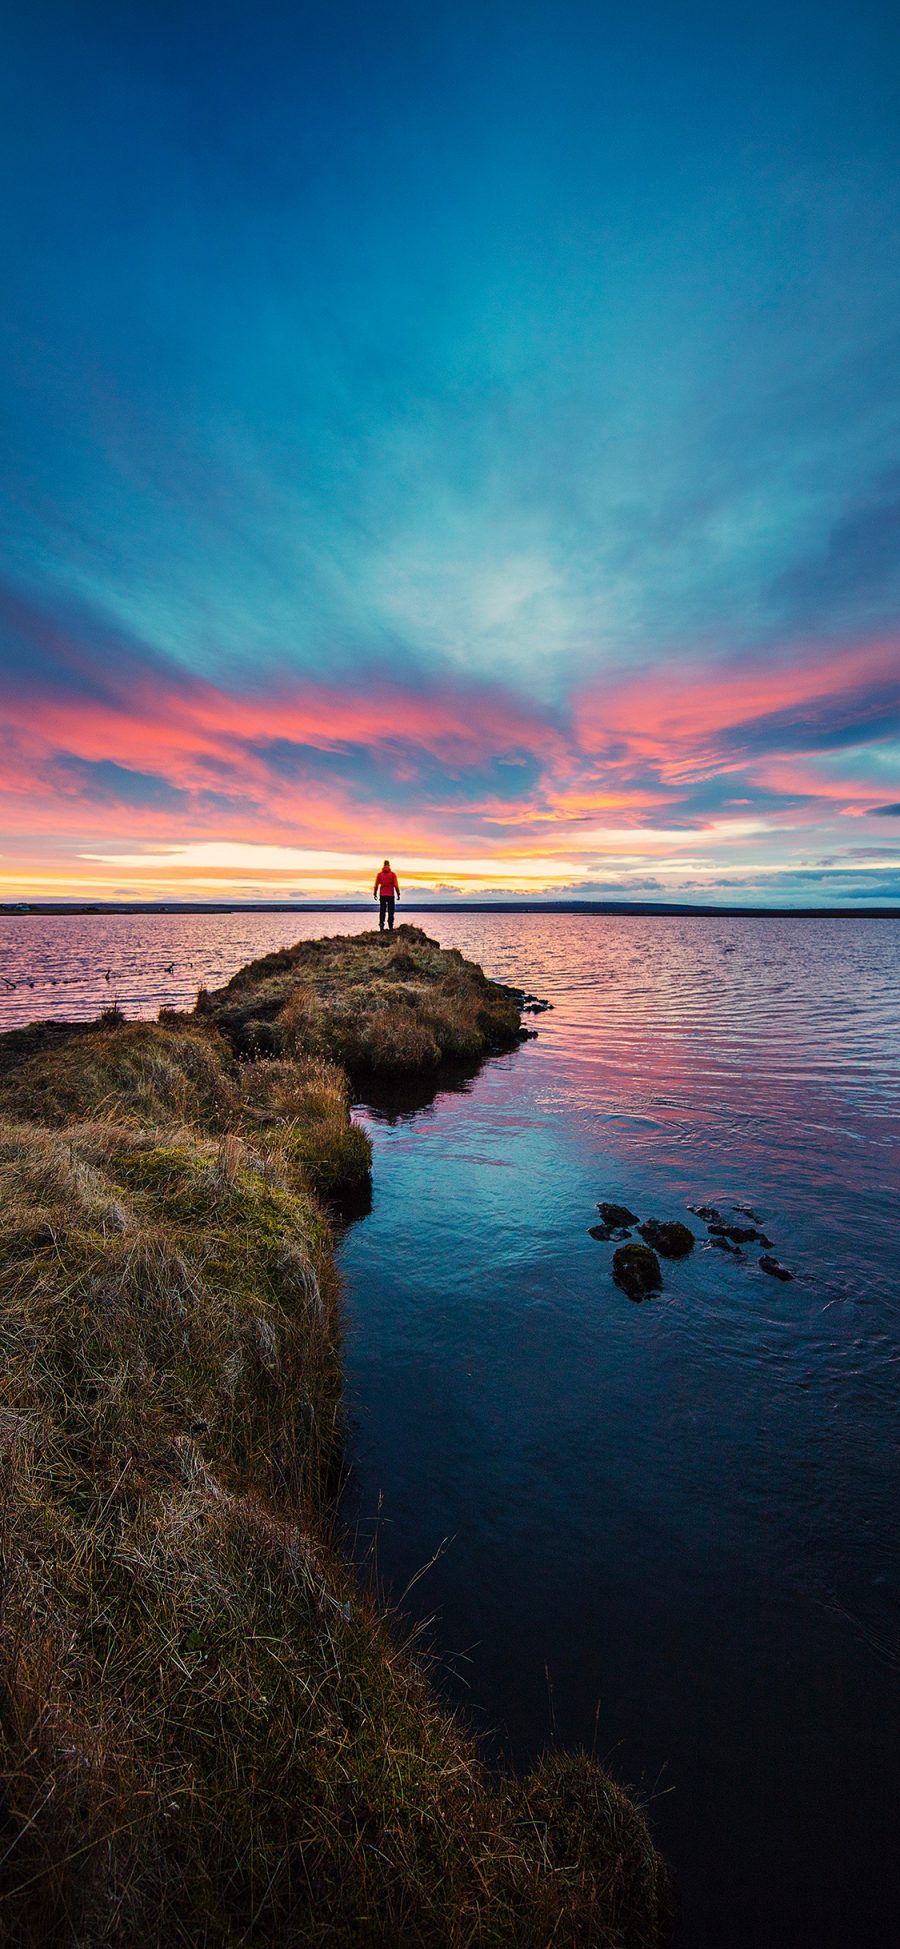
left=2, top=900, right=899, bottom=919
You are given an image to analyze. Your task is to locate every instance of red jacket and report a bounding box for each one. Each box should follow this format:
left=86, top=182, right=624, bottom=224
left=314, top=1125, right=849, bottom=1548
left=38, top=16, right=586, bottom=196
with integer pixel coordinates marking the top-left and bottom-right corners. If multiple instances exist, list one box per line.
left=374, top=868, right=399, bottom=896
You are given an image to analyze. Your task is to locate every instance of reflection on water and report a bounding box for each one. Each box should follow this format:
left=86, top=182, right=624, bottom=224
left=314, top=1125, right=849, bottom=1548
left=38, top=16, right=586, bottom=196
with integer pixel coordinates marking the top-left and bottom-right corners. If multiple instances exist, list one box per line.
left=2, top=910, right=899, bottom=1948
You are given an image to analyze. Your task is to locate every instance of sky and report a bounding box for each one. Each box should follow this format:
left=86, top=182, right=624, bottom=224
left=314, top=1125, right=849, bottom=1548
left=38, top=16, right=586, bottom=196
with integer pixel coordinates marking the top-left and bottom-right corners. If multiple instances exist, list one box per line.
left=1, top=0, right=899, bottom=905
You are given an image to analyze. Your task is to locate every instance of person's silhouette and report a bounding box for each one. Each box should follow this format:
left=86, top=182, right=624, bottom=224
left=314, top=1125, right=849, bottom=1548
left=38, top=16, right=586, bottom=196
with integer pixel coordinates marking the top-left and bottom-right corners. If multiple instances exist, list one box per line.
left=373, top=859, right=400, bottom=932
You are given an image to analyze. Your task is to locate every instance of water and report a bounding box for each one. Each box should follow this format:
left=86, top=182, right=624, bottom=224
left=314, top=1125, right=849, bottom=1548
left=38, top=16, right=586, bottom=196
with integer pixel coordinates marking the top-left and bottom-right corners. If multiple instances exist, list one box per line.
left=2, top=909, right=898, bottom=1947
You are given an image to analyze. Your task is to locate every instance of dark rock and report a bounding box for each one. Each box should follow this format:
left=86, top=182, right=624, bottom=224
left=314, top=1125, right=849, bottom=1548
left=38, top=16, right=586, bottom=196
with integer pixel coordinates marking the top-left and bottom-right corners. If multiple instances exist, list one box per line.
left=612, top=1242, right=662, bottom=1301
left=522, top=998, right=552, bottom=1013
left=638, top=1218, right=695, bottom=1258
left=709, top=1234, right=744, bottom=1257
left=733, top=1203, right=761, bottom=1221
left=760, top=1255, right=793, bottom=1281
left=708, top=1222, right=773, bottom=1247
left=589, top=1223, right=632, bottom=1242
left=597, top=1201, right=639, bottom=1228
left=688, top=1204, right=726, bottom=1224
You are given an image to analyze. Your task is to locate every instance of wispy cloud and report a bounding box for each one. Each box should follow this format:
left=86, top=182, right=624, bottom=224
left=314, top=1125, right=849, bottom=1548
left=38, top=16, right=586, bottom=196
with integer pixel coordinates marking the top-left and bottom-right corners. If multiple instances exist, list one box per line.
left=1, top=573, right=897, bottom=901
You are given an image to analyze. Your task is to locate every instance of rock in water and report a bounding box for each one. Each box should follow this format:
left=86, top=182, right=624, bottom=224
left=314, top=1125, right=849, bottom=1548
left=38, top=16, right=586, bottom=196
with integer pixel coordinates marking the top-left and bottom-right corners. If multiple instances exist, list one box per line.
left=598, top=1200, right=639, bottom=1227
left=760, top=1254, right=793, bottom=1281
left=708, top=1221, right=773, bottom=1247
left=612, top=1242, right=662, bottom=1301
left=638, top=1218, right=695, bottom=1258
left=709, top=1234, right=744, bottom=1257
left=589, top=1223, right=632, bottom=1241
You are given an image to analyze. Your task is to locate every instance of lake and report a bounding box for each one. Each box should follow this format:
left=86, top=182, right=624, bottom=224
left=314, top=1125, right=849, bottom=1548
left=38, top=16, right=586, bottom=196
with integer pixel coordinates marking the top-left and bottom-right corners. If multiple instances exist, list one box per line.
left=1, top=908, right=898, bottom=1948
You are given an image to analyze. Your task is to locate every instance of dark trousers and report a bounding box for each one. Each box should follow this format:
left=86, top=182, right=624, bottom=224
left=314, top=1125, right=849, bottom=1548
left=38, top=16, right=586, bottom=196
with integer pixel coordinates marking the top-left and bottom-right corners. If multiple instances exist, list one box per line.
left=379, top=895, right=395, bottom=931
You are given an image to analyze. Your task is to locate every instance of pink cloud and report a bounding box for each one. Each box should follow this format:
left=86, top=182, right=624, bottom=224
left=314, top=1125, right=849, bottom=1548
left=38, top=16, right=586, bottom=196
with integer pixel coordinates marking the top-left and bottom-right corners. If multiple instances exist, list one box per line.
left=576, top=638, right=897, bottom=756
left=2, top=590, right=897, bottom=893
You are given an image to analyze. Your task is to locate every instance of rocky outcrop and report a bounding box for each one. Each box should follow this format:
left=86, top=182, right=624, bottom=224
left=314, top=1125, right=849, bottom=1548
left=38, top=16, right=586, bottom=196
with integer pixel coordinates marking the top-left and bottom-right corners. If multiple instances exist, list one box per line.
left=613, top=1242, right=663, bottom=1301
left=638, top=1219, right=695, bottom=1258
left=597, top=1201, right=639, bottom=1228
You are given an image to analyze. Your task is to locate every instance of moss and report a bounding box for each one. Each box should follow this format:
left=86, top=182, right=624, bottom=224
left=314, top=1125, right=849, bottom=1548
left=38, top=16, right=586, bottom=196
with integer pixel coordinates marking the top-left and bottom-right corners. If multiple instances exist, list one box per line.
left=0, top=933, right=670, bottom=1946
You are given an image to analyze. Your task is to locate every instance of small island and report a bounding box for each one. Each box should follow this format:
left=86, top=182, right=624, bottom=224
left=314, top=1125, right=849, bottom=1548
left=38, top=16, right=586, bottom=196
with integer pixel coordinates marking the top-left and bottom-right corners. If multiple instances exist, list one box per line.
left=0, top=928, right=669, bottom=1945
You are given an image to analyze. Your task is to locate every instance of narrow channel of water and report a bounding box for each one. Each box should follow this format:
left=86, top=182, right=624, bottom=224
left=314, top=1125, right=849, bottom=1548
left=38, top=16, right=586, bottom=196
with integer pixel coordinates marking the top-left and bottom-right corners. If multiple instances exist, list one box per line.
left=337, top=913, right=900, bottom=1949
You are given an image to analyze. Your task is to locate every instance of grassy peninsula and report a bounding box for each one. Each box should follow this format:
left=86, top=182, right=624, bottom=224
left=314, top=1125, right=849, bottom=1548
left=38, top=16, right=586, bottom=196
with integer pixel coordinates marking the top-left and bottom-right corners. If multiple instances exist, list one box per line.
left=0, top=927, right=670, bottom=1946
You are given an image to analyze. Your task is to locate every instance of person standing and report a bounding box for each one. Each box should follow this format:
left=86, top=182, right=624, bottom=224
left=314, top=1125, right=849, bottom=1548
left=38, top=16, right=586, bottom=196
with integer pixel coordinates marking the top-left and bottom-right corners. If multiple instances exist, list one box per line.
left=373, top=859, right=400, bottom=932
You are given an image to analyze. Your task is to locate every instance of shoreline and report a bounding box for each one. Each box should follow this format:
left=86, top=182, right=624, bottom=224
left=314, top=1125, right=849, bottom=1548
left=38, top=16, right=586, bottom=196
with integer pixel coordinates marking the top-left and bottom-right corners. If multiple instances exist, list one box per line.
left=2, top=900, right=899, bottom=918
left=0, top=926, right=670, bottom=1945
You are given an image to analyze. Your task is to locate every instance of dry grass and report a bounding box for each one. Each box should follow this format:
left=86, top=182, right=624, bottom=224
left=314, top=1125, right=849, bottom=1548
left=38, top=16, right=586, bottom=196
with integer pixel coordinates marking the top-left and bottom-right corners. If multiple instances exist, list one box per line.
left=201, top=925, right=524, bottom=1072
left=0, top=935, right=671, bottom=1945
left=238, top=1054, right=371, bottom=1201
left=0, top=1016, right=236, bottom=1129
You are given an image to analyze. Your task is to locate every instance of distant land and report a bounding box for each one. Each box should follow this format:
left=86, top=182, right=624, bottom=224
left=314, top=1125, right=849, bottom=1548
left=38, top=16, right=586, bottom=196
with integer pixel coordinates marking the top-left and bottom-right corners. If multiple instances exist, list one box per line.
left=2, top=901, right=899, bottom=920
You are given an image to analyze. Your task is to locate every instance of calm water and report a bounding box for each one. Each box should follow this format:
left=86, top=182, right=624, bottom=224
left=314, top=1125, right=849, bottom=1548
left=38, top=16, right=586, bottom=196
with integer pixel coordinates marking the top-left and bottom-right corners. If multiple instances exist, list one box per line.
left=2, top=910, right=898, bottom=1948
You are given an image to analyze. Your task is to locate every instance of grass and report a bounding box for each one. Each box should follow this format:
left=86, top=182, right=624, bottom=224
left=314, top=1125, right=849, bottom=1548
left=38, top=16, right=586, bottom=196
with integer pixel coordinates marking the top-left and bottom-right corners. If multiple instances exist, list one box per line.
left=0, top=932, right=671, bottom=1945
left=199, top=924, right=525, bottom=1071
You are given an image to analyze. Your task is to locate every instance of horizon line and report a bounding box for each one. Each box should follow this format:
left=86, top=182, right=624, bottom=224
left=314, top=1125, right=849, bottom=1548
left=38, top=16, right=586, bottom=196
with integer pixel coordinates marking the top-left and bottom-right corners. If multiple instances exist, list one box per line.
left=2, top=900, right=899, bottom=920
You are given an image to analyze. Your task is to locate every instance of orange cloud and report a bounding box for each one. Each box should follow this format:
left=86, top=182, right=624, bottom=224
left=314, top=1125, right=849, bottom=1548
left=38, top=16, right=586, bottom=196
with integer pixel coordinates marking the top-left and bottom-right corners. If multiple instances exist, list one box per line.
left=2, top=591, right=897, bottom=898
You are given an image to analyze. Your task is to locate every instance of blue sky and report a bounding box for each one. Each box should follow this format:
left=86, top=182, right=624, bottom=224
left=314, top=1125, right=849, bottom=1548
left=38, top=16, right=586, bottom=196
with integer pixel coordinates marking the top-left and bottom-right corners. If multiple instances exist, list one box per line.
left=1, top=0, right=899, bottom=901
